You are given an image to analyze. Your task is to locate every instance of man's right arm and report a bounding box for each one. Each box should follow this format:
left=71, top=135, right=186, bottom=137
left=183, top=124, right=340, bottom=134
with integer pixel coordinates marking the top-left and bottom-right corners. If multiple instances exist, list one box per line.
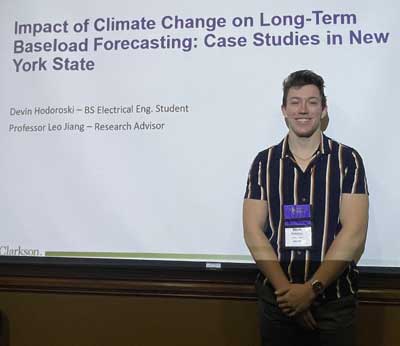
left=242, top=199, right=290, bottom=291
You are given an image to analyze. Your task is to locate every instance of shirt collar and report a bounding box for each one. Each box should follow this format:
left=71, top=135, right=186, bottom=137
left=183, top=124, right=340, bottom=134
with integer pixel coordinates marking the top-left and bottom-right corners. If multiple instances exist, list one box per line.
left=280, top=132, right=331, bottom=160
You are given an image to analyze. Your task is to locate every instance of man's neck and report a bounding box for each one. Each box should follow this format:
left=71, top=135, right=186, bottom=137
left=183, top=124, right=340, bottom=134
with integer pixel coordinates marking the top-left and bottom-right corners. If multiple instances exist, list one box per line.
left=288, top=130, right=322, bottom=158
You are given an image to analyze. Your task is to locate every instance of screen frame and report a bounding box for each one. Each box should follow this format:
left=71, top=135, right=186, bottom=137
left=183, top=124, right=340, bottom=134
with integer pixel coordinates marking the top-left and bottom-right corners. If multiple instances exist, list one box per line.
left=0, top=256, right=399, bottom=291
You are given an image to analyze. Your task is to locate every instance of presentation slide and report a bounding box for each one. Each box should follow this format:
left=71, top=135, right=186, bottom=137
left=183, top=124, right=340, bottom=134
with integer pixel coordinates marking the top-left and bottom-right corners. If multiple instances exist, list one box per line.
left=0, top=0, right=399, bottom=267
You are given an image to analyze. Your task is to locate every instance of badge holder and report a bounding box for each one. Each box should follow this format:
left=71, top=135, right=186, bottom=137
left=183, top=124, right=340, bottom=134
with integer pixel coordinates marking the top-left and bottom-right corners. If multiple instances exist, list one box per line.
left=283, top=204, right=313, bottom=250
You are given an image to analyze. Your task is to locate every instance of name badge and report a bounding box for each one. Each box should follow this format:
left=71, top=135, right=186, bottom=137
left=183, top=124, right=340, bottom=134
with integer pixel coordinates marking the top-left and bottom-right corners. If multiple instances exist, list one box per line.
left=283, top=204, right=313, bottom=249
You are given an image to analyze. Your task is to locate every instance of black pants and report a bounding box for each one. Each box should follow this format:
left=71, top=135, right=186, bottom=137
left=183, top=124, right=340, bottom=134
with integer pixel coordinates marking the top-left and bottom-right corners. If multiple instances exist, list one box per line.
left=257, top=282, right=357, bottom=346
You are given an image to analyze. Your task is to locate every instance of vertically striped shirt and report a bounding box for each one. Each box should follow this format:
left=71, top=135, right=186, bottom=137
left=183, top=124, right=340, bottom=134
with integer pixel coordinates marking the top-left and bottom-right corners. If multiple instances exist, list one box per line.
left=245, top=133, right=368, bottom=300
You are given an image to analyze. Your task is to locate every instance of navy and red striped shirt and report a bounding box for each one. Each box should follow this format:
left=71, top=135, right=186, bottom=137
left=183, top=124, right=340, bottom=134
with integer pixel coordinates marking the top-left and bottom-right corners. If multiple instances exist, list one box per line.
left=245, top=133, right=368, bottom=300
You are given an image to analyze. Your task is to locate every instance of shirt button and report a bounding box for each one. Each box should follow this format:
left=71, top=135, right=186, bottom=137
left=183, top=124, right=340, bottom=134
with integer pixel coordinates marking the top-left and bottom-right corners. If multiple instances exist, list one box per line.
left=297, top=251, right=303, bottom=255
left=302, top=197, right=307, bottom=202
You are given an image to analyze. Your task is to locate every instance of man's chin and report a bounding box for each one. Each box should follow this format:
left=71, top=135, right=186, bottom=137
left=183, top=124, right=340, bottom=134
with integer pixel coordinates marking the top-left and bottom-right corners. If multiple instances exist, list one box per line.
left=297, top=132, right=314, bottom=138
left=293, top=130, right=314, bottom=138
left=291, top=128, right=320, bottom=138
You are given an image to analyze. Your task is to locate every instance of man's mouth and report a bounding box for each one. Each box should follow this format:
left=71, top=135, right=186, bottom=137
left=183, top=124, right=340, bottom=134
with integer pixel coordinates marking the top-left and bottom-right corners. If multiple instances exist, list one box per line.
left=295, top=118, right=312, bottom=123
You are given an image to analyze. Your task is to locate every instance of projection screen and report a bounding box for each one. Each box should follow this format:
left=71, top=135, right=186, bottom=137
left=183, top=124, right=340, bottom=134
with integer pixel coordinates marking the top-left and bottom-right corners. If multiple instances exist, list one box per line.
left=1, top=0, right=399, bottom=268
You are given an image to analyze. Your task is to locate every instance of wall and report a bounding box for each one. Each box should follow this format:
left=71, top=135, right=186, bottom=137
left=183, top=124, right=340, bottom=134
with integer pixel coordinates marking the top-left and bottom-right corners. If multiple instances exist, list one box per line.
left=0, top=263, right=399, bottom=346
left=0, top=292, right=260, bottom=346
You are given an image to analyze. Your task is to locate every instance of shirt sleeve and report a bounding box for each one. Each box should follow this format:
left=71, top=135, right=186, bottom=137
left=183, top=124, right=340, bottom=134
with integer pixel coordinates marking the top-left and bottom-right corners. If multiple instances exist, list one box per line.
left=244, top=151, right=267, bottom=200
left=342, top=149, right=369, bottom=194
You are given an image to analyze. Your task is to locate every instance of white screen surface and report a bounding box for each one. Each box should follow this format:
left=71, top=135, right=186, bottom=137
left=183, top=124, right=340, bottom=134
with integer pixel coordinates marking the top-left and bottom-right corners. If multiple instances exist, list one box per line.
left=0, top=0, right=399, bottom=266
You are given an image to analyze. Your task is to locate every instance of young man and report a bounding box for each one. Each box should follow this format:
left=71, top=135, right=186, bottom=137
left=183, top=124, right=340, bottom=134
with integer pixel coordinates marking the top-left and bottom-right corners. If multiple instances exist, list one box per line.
left=243, top=70, right=369, bottom=346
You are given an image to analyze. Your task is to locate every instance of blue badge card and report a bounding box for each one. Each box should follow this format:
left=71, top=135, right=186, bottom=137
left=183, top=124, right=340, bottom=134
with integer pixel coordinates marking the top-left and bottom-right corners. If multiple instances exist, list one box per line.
left=283, top=204, right=313, bottom=249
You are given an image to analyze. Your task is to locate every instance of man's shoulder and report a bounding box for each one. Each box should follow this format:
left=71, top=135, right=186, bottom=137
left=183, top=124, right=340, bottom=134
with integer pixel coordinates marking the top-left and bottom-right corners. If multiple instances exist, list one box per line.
left=324, top=135, right=364, bottom=160
left=252, top=139, right=286, bottom=163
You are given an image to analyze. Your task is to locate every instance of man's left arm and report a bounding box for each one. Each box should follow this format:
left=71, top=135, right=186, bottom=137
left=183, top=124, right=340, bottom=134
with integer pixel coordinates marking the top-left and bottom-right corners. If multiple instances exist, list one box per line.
left=307, top=193, right=369, bottom=287
left=276, top=193, right=369, bottom=315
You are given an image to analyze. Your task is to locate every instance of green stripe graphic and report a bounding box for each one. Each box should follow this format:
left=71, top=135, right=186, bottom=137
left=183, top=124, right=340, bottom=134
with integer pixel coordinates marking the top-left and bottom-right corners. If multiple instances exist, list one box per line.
left=44, top=251, right=252, bottom=262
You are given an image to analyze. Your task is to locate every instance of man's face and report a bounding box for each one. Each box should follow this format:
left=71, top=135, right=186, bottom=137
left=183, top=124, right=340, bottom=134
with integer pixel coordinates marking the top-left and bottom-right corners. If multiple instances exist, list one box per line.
left=281, top=84, right=327, bottom=138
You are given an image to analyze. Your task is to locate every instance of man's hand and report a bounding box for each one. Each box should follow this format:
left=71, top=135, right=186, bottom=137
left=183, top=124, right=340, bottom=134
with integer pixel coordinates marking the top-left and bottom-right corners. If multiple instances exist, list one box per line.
left=275, top=283, right=316, bottom=316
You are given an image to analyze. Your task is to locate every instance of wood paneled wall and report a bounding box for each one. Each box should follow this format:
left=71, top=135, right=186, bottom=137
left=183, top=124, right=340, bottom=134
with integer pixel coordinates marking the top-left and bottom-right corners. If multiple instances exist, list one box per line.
left=0, top=261, right=399, bottom=346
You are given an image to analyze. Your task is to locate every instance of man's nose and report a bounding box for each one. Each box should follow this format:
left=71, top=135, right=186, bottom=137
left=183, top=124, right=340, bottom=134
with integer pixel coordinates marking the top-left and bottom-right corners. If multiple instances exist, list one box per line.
left=299, top=101, right=308, bottom=114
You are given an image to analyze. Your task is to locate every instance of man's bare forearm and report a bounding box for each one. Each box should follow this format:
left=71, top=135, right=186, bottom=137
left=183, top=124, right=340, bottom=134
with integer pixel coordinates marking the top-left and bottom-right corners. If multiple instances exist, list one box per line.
left=243, top=199, right=291, bottom=291
left=310, top=224, right=367, bottom=287
left=311, top=194, right=368, bottom=288
left=244, top=228, right=290, bottom=291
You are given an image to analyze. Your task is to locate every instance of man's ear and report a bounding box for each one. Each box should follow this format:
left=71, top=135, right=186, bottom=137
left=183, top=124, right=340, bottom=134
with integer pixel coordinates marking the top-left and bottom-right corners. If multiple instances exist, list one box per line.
left=281, top=105, right=288, bottom=118
left=281, top=105, right=290, bottom=128
left=321, top=106, right=329, bottom=131
left=321, top=106, right=328, bottom=119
